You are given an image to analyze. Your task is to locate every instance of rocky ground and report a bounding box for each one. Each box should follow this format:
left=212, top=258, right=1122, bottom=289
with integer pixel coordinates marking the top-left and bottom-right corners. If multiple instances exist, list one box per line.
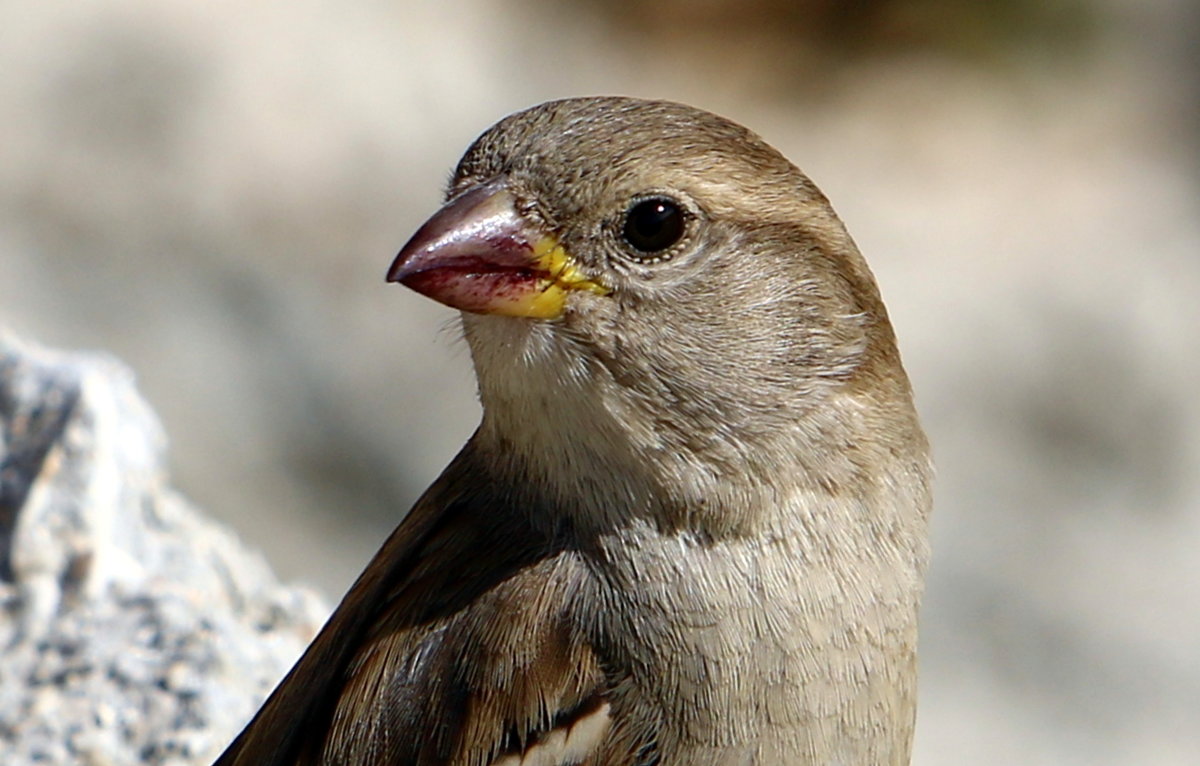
left=0, top=337, right=326, bottom=764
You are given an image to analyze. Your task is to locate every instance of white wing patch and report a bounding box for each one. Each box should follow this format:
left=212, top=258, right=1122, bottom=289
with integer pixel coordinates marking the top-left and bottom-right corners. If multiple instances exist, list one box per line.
left=491, top=701, right=611, bottom=766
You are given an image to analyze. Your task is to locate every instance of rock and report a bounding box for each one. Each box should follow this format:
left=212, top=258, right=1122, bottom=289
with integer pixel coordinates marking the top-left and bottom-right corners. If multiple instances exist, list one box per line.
left=0, top=335, right=328, bottom=765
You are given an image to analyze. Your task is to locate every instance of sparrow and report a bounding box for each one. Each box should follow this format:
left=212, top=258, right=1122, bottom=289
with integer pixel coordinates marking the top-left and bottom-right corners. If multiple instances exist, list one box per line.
left=214, top=96, right=931, bottom=766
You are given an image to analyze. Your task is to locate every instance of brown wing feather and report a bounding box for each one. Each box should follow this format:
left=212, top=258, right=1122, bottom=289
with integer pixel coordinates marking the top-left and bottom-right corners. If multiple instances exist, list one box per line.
left=212, top=443, right=621, bottom=766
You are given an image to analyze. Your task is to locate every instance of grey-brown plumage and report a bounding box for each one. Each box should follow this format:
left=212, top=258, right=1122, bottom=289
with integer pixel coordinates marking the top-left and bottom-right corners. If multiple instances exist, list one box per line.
left=214, top=97, right=931, bottom=766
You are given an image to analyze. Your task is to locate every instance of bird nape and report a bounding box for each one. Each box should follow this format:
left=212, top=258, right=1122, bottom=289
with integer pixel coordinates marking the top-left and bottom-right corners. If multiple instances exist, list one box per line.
left=214, top=96, right=932, bottom=766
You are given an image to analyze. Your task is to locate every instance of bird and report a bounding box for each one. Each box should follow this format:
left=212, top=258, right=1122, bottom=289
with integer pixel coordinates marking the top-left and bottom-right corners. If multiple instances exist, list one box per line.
left=213, top=96, right=932, bottom=766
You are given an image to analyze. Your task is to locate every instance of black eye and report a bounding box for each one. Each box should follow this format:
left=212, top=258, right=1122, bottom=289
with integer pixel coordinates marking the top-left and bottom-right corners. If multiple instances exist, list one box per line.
left=622, top=197, right=686, bottom=256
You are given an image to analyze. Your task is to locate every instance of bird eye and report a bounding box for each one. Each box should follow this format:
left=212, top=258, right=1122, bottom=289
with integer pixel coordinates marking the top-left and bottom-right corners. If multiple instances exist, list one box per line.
left=622, top=197, right=686, bottom=258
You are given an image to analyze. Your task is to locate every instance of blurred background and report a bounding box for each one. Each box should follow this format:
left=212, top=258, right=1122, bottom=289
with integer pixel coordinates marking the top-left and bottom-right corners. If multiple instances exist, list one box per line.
left=2, top=0, right=1197, bottom=763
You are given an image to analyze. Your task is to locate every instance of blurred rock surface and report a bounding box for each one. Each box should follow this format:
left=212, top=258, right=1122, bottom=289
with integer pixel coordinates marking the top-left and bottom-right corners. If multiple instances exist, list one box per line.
left=0, top=335, right=327, bottom=765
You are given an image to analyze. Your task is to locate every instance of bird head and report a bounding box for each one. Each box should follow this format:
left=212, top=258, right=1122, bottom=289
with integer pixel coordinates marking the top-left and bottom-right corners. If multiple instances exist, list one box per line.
left=389, top=97, right=924, bottom=536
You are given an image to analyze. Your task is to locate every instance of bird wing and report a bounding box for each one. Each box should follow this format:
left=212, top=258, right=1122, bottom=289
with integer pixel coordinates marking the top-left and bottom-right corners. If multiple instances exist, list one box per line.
left=213, top=444, right=630, bottom=766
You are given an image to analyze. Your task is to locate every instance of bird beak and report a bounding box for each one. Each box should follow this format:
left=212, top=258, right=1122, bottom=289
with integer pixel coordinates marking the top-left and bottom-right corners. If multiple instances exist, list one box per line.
left=387, top=180, right=609, bottom=318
